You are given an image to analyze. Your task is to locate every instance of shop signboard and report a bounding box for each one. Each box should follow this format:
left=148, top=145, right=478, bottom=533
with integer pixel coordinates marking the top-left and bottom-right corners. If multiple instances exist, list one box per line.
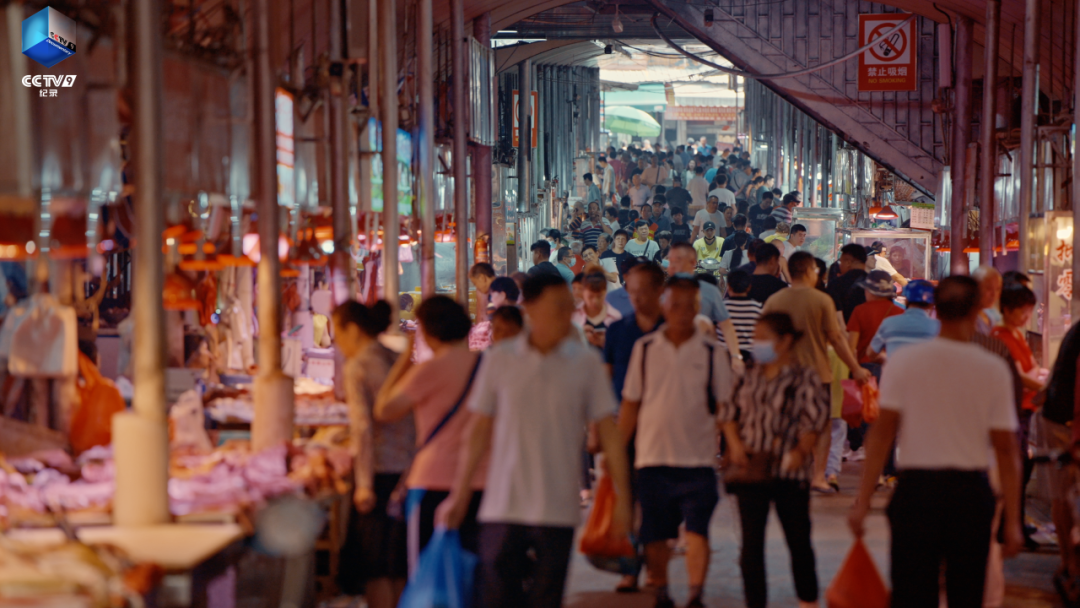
left=512, top=90, right=538, bottom=148
left=367, top=118, right=414, bottom=215
left=662, top=106, right=738, bottom=122
left=858, top=13, right=918, bottom=92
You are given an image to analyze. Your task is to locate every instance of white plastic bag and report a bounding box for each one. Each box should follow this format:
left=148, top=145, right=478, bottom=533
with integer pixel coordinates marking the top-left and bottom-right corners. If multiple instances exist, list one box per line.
left=8, top=294, right=77, bottom=378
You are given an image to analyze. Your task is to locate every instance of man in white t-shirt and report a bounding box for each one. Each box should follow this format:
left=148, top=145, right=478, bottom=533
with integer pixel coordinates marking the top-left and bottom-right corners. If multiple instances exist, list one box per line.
left=620, top=276, right=732, bottom=608
left=688, top=165, right=709, bottom=210
left=439, top=273, right=632, bottom=608
left=598, top=155, right=617, bottom=200
left=628, top=172, right=652, bottom=211
left=708, top=173, right=737, bottom=209
left=625, top=221, right=660, bottom=259
left=691, top=196, right=727, bottom=242
left=849, top=275, right=1022, bottom=607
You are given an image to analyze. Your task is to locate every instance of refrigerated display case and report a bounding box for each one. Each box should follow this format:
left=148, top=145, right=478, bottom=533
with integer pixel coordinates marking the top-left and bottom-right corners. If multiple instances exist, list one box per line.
left=792, top=208, right=846, bottom=265
left=837, top=228, right=933, bottom=281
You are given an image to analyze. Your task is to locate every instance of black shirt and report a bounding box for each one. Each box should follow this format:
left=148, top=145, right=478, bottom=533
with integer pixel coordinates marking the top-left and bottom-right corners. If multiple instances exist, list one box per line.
left=618, top=208, right=632, bottom=227
left=603, top=313, right=663, bottom=400
left=826, top=268, right=868, bottom=323
left=600, top=249, right=632, bottom=282
left=666, top=187, right=692, bottom=211
left=670, top=223, right=692, bottom=245
left=747, top=204, right=772, bottom=236
left=527, top=261, right=562, bottom=278
left=748, top=274, right=788, bottom=303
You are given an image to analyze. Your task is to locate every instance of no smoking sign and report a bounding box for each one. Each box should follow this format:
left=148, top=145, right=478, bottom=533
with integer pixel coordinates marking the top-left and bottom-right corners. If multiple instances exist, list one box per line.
left=859, top=13, right=917, bottom=91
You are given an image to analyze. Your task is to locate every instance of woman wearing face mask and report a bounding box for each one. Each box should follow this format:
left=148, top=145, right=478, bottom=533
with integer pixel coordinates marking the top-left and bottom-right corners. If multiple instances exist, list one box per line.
left=717, top=312, right=829, bottom=608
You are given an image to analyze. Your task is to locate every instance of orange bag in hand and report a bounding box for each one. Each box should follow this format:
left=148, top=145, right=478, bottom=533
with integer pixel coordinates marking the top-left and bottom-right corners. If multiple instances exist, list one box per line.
left=840, top=380, right=864, bottom=428
left=70, top=353, right=126, bottom=454
left=826, top=539, right=890, bottom=608
left=861, top=378, right=880, bottom=425
left=579, top=475, right=634, bottom=558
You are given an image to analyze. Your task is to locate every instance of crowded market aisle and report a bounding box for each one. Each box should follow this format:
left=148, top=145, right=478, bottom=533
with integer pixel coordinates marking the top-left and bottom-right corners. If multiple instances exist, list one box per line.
left=564, top=463, right=1064, bottom=608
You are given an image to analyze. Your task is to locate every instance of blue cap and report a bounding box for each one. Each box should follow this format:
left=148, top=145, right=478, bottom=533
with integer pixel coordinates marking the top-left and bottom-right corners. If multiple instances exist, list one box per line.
left=902, top=279, right=935, bottom=305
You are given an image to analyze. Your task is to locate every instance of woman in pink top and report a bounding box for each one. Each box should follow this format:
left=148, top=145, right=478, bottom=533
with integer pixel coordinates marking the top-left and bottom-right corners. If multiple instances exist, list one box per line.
left=375, top=295, right=489, bottom=561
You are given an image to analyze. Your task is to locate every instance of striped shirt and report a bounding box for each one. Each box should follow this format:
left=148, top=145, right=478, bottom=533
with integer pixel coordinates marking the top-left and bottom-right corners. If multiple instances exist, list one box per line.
left=971, top=331, right=1024, bottom=414
left=869, top=307, right=939, bottom=356
left=717, top=296, right=762, bottom=350
left=719, top=364, right=829, bottom=482
left=570, top=219, right=605, bottom=249
left=770, top=205, right=793, bottom=224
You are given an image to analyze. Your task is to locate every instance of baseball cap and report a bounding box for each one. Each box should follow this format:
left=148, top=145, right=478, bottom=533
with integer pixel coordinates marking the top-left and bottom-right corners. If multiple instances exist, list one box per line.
left=702, top=221, right=717, bottom=231
left=857, top=270, right=896, bottom=298
left=902, top=279, right=935, bottom=304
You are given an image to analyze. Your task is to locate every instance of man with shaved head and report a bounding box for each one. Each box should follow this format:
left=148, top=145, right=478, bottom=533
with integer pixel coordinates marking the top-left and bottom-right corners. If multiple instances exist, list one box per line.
left=972, top=265, right=1004, bottom=335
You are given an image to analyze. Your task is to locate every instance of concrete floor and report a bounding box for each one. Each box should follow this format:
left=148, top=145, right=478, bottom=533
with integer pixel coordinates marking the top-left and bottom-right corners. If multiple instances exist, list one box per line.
left=564, top=464, right=1065, bottom=608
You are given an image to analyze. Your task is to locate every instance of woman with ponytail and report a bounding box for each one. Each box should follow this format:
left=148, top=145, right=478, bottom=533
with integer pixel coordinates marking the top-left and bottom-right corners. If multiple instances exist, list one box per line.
left=720, top=231, right=752, bottom=274
left=333, top=300, right=416, bottom=607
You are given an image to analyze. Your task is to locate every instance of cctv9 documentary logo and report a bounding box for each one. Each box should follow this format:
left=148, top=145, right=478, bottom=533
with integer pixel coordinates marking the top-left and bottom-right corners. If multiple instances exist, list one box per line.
left=22, top=75, right=76, bottom=88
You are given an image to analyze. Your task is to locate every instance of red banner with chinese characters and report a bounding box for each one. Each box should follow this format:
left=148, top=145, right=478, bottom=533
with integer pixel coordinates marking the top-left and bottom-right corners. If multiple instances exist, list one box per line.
left=662, top=106, right=738, bottom=122
left=858, top=14, right=917, bottom=92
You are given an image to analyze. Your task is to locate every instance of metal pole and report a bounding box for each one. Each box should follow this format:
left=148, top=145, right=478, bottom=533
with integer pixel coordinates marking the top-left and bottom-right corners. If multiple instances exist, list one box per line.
left=451, top=0, right=469, bottom=305
left=118, top=0, right=169, bottom=527
left=518, top=59, right=531, bottom=213
left=328, top=0, right=352, bottom=304
left=251, top=0, right=294, bottom=451
left=950, top=17, right=974, bottom=276
left=130, top=0, right=166, bottom=422
left=980, top=0, right=1001, bottom=264
left=379, top=0, right=399, bottom=316
left=472, top=13, right=493, bottom=281
left=1073, top=0, right=1080, bottom=322
left=1018, top=0, right=1040, bottom=273
left=418, top=0, right=436, bottom=298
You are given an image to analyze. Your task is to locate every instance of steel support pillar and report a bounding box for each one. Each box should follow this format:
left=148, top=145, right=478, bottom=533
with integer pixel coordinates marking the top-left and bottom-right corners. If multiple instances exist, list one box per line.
left=472, top=13, right=493, bottom=286
left=980, top=0, right=1001, bottom=264
left=252, top=0, right=294, bottom=451
left=451, top=0, right=469, bottom=304
left=518, top=60, right=531, bottom=214
left=418, top=0, right=436, bottom=298
left=1018, top=0, right=1040, bottom=273
left=379, top=0, right=399, bottom=317
left=328, top=0, right=351, bottom=304
left=950, top=17, right=974, bottom=276
left=117, top=0, right=170, bottom=527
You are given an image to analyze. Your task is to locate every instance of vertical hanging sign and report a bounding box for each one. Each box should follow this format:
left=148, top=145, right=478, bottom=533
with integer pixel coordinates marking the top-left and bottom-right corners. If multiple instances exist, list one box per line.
left=512, top=90, right=538, bottom=148
left=858, top=14, right=918, bottom=92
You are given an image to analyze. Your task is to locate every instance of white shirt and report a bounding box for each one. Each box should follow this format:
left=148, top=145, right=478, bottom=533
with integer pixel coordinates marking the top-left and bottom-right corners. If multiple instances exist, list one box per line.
left=628, top=185, right=651, bottom=210
left=709, top=188, right=736, bottom=209
left=875, top=255, right=902, bottom=278
left=688, top=177, right=709, bottom=208
left=879, top=338, right=1018, bottom=471
left=625, top=238, right=660, bottom=259
left=601, top=165, right=616, bottom=196
left=622, top=327, right=733, bottom=468
left=571, top=302, right=623, bottom=330
left=693, top=209, right=728, bottom=230
left=469, top=335, right=617, bottom=527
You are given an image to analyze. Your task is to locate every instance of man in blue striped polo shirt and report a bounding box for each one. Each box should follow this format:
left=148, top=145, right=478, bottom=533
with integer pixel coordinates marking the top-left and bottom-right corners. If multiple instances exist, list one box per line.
left=869, top=280, right=940, bottom=358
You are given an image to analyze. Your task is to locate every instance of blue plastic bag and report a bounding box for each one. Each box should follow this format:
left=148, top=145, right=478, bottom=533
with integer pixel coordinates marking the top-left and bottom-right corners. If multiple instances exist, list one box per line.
left=398, top=528, right=478, bottom=608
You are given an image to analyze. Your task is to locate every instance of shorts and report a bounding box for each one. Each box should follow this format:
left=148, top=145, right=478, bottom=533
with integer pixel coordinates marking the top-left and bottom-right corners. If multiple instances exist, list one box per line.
left=1031, top=412, right=1074, bottom=501
left=338, top=473, right=408, bottom=594
left=636, top=466, right=719, bottom=544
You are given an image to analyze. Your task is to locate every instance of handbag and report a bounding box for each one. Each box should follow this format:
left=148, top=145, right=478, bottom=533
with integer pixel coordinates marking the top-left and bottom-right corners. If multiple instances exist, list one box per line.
left=387, top=354, right=484, bottom=520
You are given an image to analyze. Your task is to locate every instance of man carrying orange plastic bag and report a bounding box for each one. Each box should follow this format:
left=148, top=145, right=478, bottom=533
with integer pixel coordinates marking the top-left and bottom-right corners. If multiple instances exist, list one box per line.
left=848, top=276, right=1023, bottom=608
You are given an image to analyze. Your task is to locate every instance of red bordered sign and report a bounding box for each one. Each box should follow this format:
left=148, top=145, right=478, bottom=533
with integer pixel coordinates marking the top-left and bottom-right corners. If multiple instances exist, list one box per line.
left=858, top=14, right=917, bottom=92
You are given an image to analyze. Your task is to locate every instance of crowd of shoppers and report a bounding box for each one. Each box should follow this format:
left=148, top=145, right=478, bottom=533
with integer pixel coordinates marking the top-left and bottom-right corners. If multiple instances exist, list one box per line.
left=326, top=140, right=1080, bottom=608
